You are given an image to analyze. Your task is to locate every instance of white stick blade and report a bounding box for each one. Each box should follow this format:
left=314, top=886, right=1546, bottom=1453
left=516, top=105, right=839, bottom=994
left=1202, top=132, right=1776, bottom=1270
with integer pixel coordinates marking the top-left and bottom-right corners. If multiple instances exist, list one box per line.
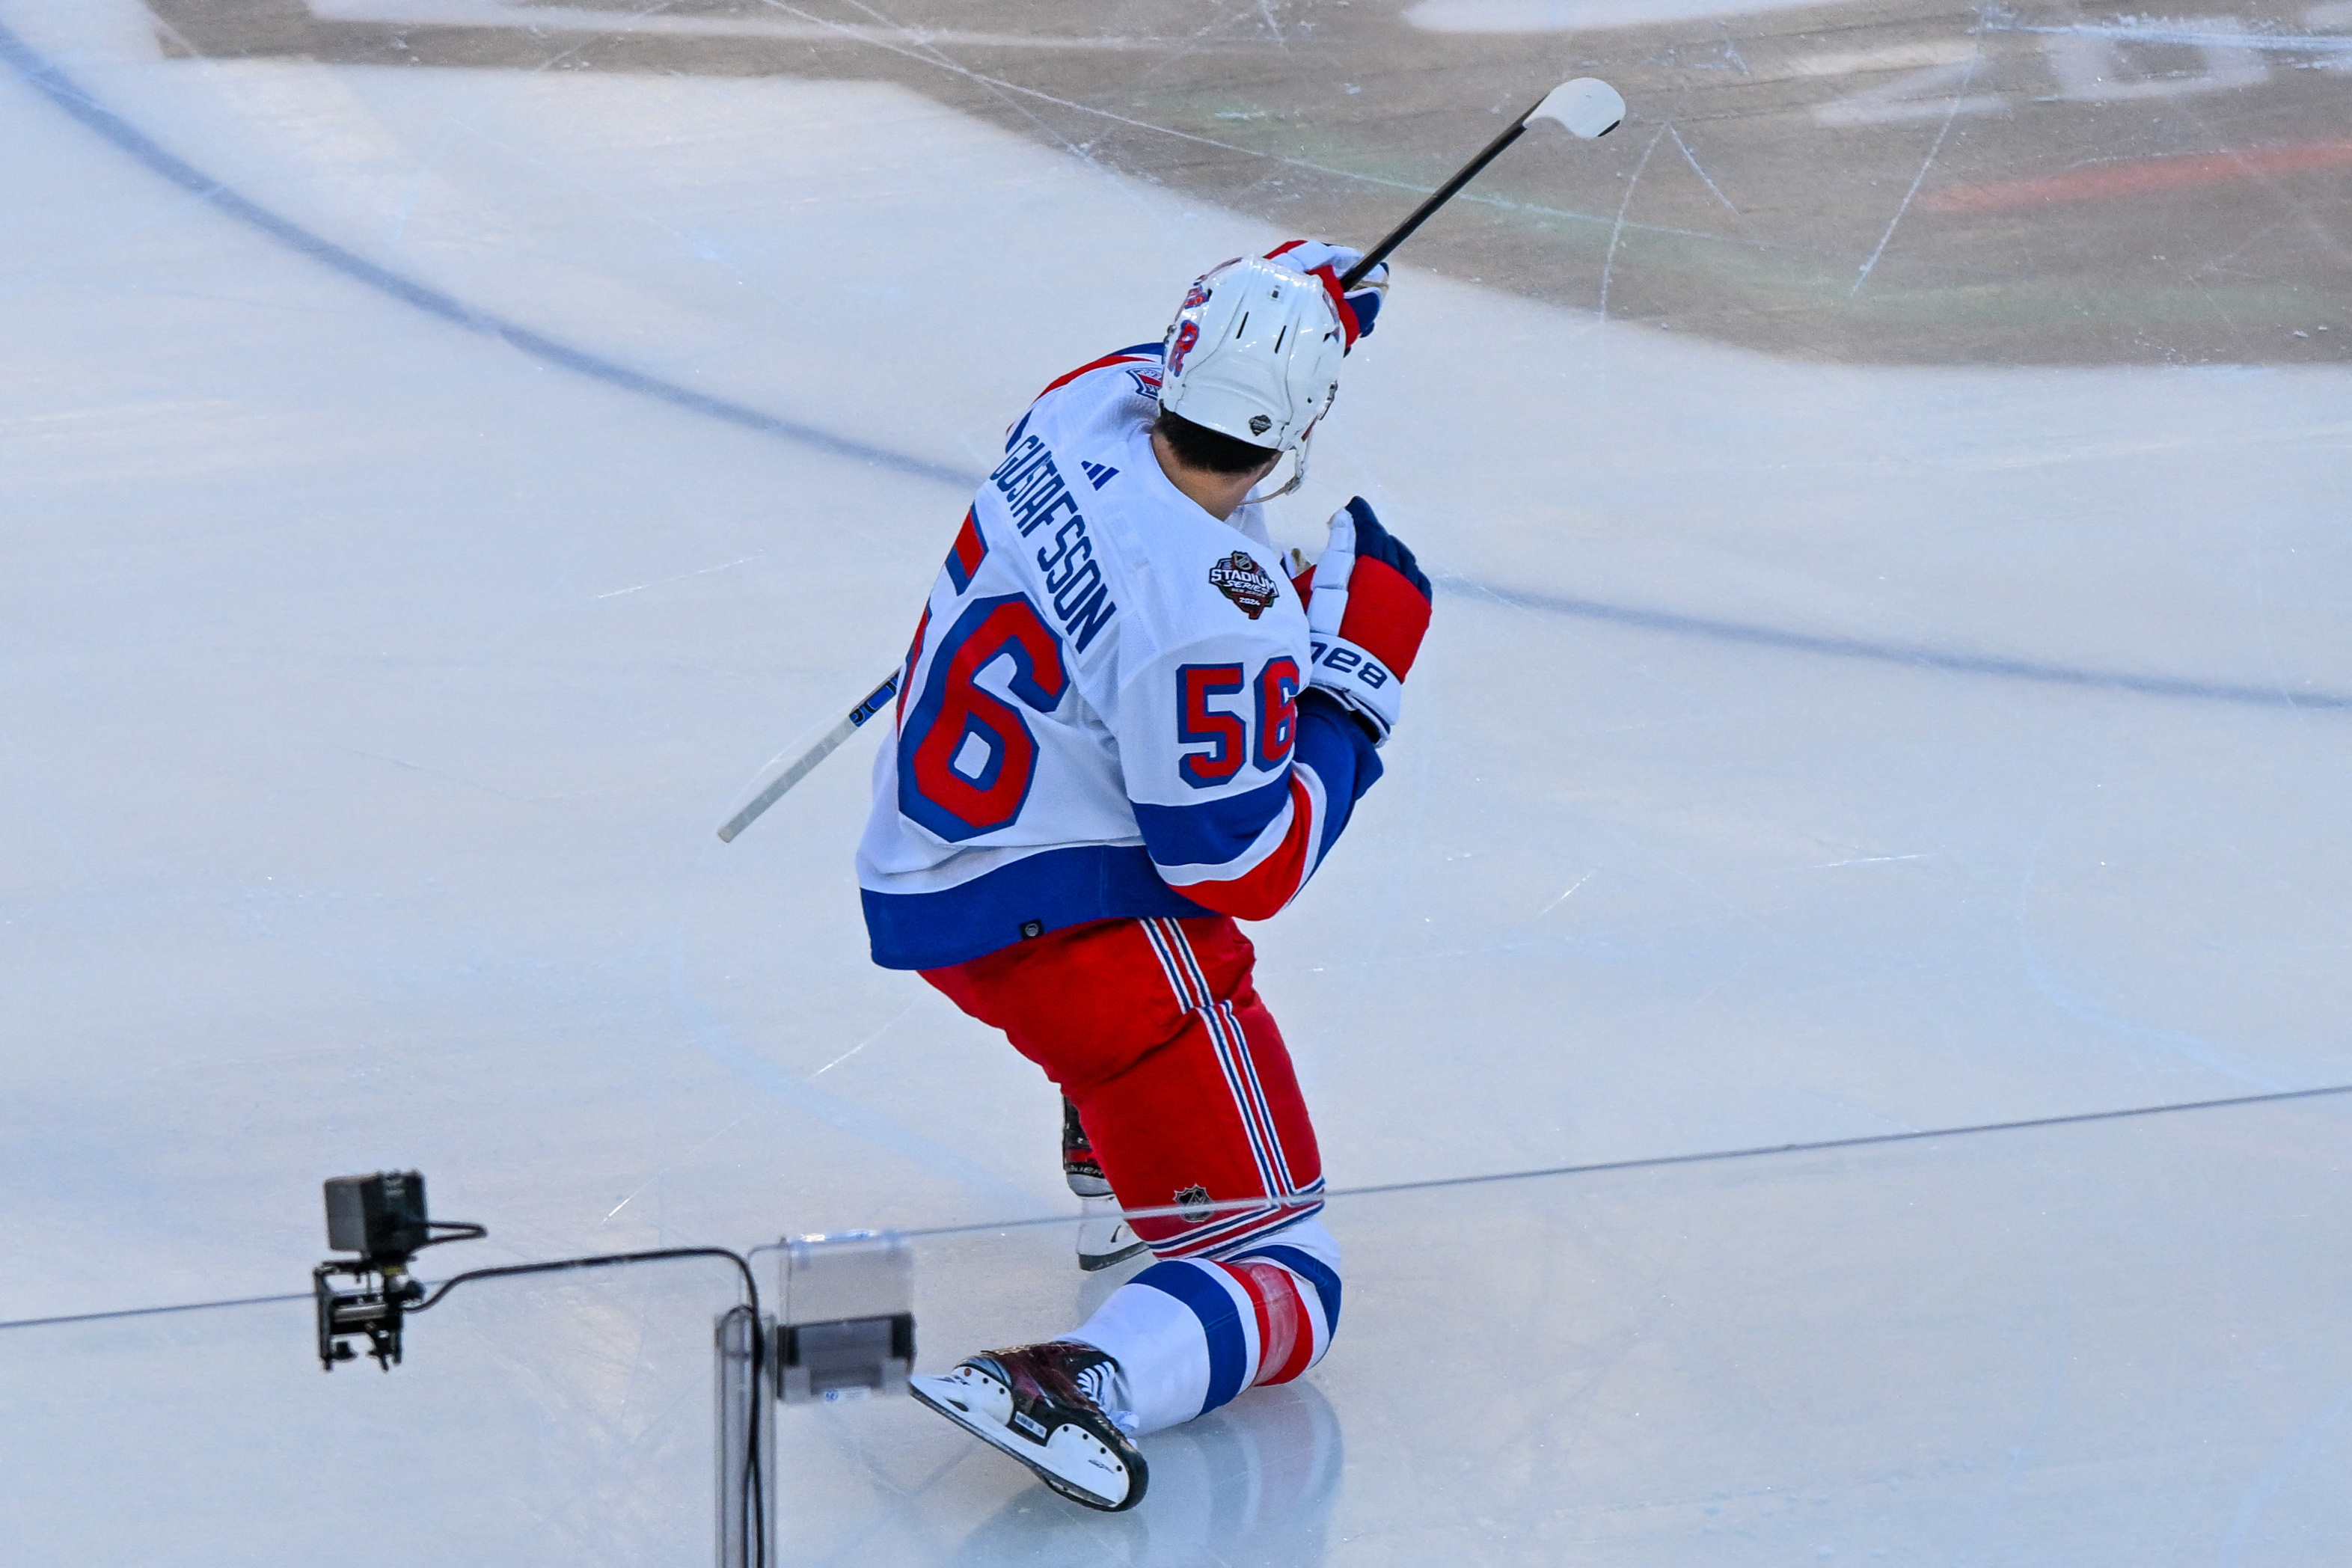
left=1528, top=78, right=1625, bottom=139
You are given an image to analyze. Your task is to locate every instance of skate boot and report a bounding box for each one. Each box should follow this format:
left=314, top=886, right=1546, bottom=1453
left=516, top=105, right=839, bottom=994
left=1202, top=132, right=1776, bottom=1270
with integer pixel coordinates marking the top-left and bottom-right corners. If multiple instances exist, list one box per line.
left=908, top=1340, right=1148, bottom=1510
left=1064, top=1097, right=1145, bottom=1273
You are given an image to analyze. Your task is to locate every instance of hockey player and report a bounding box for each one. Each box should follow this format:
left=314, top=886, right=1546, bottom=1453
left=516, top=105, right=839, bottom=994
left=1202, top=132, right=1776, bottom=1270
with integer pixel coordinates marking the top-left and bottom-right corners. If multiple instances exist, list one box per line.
left=855, top=240, right=1433, bottom=1511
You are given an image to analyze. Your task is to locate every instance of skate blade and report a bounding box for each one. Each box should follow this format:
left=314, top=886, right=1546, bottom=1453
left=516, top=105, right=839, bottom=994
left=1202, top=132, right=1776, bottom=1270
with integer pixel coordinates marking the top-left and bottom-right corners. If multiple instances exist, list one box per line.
left=1077, top=1234, right=1148, bottom=1273
left=1075, top=1218, right=1147, bottom=1273
left=908, top=1372, right=1143, bottom=1511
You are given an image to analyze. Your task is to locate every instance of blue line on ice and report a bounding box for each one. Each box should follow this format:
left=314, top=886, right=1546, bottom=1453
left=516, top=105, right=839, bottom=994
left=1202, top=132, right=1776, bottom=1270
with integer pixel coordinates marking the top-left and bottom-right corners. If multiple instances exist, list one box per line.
left=1460, top=581, right=2352, bottom=711
left=0, top=16, right=973, bottom=489
left=8, top=19, right=2344, bottom=720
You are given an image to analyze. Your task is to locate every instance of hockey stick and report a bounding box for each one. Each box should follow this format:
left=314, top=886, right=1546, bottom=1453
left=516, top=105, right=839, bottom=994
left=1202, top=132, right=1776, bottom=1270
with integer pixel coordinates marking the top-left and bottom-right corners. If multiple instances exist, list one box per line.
left=714, top=670, right=901, bottom=842
left=719, top=80, right=1622, bottom=842
left=1237, top=79, right=1620, bottom=504
left=1338, top=78, right=1625, bottom=290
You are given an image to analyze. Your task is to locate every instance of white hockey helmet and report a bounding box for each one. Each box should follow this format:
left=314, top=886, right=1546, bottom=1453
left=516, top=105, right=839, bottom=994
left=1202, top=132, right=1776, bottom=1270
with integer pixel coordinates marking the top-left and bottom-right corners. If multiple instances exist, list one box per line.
left=1157, top=254, right=1346, bottom=455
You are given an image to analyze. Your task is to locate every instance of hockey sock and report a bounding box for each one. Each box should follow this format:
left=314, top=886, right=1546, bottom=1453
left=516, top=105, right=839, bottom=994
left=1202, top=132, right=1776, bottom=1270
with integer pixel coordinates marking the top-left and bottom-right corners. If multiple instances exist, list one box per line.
left=1231, top=1261, right=1308, bottom=1386
left=1068, top=1221, right=1341, bottom=1435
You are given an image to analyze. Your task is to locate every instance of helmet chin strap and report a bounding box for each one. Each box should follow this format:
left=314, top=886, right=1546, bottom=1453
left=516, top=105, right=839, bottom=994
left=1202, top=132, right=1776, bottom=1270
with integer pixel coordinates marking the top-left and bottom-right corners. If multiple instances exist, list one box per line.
left=1243, top=424, right=1314, bottom=506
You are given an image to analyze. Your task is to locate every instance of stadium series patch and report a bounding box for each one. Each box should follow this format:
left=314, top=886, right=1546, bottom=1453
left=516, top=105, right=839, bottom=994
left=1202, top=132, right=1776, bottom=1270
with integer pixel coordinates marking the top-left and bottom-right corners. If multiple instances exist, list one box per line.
left=1208, top=551, right=1278, bottom=619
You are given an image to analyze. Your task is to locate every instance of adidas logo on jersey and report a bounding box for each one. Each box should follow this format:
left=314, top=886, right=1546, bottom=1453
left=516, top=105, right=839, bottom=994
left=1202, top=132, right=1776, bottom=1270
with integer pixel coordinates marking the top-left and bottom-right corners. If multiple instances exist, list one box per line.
left=1079, top=461, right=1119, bottom=490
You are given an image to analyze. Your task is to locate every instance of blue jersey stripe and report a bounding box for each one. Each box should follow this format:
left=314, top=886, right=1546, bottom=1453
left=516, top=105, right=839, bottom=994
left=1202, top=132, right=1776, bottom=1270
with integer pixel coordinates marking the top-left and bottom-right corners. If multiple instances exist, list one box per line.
left=1130, top=696, right=1379, bottom=878
left=1131, top=774, right=1293, bottom=869
left=1133, top=1260, right=1249, bottom=1415
left=862, top=844, right=1207, bottom=970
left=1293, top=693, right=1381, bottom=863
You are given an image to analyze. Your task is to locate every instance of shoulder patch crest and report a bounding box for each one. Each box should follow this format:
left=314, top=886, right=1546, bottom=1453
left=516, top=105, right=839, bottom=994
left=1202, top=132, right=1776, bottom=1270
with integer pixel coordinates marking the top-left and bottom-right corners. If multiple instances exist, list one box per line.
left=1207, top=550, right=1279, bottom=619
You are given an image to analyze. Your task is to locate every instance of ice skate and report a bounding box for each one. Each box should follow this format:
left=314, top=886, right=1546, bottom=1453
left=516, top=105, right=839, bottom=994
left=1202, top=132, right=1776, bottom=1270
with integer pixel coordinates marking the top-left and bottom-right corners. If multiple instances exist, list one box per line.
left=1064, top=1097, right=1147, bottom=1272
left=907, top=1340, right=1148, bottom=1510
left=1076, top=1194, right=1147, bottom=1272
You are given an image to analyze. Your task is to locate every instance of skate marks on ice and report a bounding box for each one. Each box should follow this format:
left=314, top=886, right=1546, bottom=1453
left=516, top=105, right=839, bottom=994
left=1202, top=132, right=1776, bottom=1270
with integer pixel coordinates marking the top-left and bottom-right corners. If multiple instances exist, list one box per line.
left=10, top=15, right=2346, bottom=723
left=10, top=1095, right=2352, bottom=1563
left=1304, top=1096, right=2352, bottom=1563
left=0, top=17, right=970, bottom=488
left=144, top=0, right=2352, bottom=364
left=942, top=1382, right=1343, bottom=1566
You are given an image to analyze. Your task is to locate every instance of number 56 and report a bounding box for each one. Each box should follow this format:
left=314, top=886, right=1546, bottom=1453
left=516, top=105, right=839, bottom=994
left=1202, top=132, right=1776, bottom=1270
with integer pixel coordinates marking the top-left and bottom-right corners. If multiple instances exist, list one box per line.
left=1177, top=657, right=1300, bottom=789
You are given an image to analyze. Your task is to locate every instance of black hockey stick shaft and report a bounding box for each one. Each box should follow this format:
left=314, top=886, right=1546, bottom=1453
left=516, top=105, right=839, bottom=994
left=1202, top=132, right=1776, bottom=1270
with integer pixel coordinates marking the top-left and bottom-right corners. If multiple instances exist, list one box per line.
left=721, top=84, right=1608, bottom=845
left=1340, top=99, right=1540, bottom=290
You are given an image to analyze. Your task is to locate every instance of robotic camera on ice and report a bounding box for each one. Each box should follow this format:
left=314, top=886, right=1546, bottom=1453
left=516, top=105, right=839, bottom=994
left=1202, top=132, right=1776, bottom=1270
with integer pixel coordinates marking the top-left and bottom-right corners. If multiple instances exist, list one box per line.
left=313, top=1171, right=485, bottom=1372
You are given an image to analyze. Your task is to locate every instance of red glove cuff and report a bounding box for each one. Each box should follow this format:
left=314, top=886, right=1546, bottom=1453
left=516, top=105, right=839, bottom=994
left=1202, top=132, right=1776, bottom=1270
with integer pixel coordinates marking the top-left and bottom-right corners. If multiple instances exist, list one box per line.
left=1338, top=555, right=1433, bottom=681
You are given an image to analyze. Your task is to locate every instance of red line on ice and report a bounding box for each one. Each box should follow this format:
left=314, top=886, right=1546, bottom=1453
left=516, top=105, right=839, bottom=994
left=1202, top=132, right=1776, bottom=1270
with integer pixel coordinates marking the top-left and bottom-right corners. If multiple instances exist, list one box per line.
left=1923, top=138, right=2352, bottom=214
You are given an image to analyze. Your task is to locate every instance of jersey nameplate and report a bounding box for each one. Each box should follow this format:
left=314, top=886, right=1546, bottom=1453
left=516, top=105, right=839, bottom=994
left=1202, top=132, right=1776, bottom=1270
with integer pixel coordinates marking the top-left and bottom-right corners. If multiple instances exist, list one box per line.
left=990, top=435, right=1119, bottom=653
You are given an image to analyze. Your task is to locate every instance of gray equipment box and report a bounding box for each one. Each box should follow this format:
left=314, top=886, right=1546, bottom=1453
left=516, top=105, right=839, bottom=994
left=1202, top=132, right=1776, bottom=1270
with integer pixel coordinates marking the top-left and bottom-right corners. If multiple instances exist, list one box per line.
left=775, top=1231, right=914, bottom=1404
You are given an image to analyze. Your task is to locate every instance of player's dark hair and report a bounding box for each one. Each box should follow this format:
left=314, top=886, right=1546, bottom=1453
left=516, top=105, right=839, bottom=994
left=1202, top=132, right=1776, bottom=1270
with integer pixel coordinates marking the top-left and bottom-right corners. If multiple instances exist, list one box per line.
left=1153, top=408, right=1281, bottom=477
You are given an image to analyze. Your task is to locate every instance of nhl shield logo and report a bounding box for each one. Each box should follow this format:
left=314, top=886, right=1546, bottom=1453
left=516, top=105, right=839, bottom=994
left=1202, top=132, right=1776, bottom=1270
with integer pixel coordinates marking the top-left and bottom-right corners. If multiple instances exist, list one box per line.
left=1175, top=1184, right=1214, bottom=1223
left=1207, top=551, right=1279, bottom=619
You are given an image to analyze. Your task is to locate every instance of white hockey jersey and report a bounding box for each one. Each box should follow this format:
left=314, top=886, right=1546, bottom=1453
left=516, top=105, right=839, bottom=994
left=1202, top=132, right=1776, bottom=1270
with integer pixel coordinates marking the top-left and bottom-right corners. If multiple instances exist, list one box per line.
left=856, top=343, right=1382, bottom=971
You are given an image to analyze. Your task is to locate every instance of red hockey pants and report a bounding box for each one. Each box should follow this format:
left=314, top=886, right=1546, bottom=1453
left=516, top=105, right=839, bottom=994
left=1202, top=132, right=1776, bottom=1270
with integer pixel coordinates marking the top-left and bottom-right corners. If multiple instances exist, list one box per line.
left=922, top=914, right=1324, bottom=1258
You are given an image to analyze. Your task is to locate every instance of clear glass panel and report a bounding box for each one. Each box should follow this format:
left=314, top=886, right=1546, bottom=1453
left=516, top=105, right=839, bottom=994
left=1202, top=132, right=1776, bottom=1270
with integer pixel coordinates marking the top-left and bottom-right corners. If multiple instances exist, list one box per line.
left=5, top=1098, right=2348, bottom=1562
left=0, top=1255, right=743, bottom=1567
left=776, top=1092, right=2352, bottom=1564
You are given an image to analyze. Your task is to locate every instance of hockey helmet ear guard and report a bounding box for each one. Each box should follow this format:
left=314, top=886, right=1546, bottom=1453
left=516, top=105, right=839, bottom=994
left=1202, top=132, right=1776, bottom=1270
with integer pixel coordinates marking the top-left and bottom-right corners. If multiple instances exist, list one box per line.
left=1158, top=255, right=1346, bottom=456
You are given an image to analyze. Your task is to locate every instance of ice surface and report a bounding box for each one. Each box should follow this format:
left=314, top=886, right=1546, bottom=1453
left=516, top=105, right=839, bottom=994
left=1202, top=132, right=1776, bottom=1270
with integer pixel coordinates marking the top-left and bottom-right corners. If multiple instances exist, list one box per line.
left=8, top=1102, right=2352, bottom=1563
left=1, top=0, right=2348, bottom=1559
